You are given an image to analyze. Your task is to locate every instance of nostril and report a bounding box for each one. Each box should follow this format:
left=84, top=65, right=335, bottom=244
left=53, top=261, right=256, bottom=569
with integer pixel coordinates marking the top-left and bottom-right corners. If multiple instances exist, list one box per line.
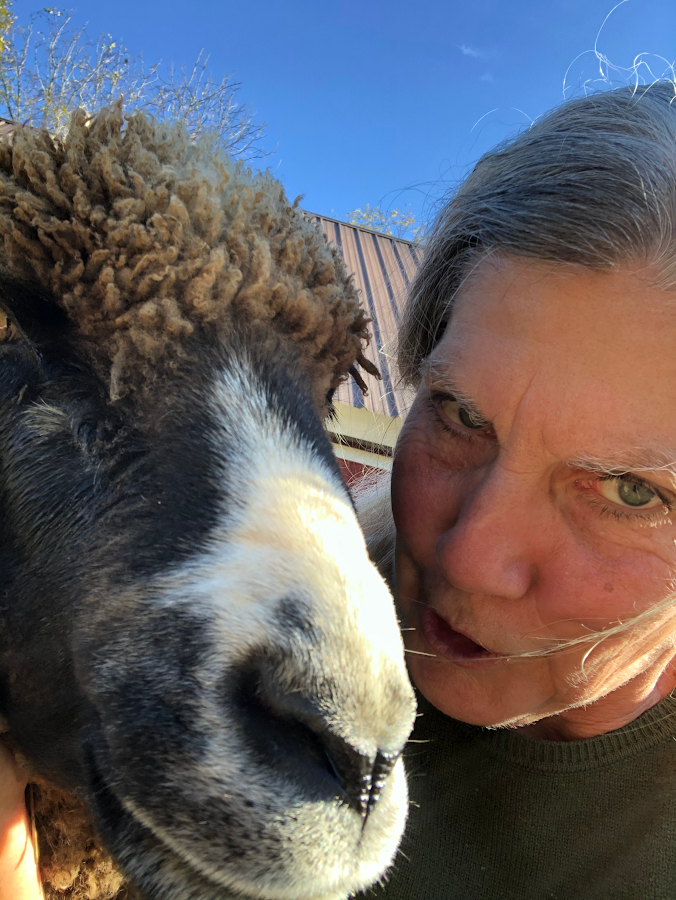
left=369, top=751, right=398, bottom=812
left=231, top=662, right=400, bottom=818
left=321, top=734, right=399, bottom=817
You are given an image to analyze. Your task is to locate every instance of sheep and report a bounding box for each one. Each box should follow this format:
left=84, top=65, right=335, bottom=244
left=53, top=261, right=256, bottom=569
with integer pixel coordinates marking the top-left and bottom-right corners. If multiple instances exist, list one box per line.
left=0, top=105, right=417, bottom=900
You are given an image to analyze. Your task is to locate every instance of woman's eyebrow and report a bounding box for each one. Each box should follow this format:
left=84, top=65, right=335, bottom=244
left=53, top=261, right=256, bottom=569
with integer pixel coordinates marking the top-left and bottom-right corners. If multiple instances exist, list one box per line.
left=570, top=452, right=676, bottom=481
left=420, top=361, right=488, bottom=422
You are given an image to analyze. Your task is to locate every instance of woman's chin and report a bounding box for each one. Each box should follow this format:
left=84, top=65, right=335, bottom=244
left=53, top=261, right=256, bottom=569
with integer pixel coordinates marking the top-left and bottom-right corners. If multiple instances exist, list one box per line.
left=406, top=644, right=548, bottom=729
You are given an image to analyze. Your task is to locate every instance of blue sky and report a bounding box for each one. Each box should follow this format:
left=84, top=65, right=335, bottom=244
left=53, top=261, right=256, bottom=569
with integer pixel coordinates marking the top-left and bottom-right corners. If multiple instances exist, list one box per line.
left=8, top=0, right=676, bottom=230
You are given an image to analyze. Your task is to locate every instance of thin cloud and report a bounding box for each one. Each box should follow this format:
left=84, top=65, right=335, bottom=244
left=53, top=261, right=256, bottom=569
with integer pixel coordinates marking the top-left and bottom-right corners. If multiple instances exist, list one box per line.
left=458, top=44, right=498, bottom=61
left=480, top=71, right=495, bottom=82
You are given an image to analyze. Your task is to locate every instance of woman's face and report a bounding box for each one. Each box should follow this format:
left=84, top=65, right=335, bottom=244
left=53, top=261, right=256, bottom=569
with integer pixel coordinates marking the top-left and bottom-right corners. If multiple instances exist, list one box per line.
left=392, top=256, right=676, bottom=736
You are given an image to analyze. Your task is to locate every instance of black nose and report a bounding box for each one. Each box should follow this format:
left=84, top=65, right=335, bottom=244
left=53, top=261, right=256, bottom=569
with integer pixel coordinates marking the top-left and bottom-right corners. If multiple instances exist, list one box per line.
left=316, top=730, right=398, bottom=817
left=232, top=662, right=400, bottom=818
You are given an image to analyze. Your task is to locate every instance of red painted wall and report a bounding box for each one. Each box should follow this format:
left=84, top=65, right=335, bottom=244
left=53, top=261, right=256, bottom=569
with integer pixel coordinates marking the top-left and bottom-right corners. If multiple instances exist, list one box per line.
left=336, top=456, right=385, bottom=487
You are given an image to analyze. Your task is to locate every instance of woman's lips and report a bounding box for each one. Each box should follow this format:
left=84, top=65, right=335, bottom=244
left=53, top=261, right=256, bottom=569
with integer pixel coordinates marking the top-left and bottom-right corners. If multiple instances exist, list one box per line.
left=420, top=607, right=506, bottom=669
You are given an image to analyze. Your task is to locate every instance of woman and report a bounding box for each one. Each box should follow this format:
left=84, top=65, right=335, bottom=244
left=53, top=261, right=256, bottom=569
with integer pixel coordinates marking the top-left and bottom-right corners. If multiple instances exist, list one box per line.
left=371, top=80, right=676, bottom=899
left=5, top=80, right=676, bottom=898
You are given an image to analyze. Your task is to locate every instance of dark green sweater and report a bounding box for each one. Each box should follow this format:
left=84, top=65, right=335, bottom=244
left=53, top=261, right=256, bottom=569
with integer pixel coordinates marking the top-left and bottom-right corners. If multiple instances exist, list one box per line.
left=369, top=693, right=676, bottom=900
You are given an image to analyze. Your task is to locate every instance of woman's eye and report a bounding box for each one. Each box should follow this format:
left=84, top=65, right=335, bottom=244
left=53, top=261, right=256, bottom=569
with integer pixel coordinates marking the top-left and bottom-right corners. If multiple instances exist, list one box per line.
left=597, top=475, right=665, bottom=510
left=0, top=310, right=17, bottom=343
left=437, top=397, right=487, bottom=430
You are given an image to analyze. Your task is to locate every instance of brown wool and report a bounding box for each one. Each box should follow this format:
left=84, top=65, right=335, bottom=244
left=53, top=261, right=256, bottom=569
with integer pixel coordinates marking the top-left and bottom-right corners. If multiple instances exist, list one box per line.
left=30, top=781, right=130, bottom=900
left=0, top=102, right=378, bottom=407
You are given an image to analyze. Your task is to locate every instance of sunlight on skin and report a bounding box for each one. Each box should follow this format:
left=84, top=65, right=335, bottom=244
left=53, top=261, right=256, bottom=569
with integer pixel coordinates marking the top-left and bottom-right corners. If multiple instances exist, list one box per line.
left=0, top=743, right=43, bottom=900
left=392, top=257, right=676, bottom=741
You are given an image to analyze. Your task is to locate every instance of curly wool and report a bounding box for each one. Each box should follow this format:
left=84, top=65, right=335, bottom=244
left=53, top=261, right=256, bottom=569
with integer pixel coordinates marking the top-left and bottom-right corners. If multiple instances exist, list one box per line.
left=0, top=103, right=377, bottom=405
left=29, top=781, right=134, bottom=900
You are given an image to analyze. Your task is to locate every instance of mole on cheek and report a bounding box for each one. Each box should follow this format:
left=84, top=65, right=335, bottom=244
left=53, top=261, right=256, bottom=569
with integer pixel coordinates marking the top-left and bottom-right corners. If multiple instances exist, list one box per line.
left=604, top=582, right=614, bottom=592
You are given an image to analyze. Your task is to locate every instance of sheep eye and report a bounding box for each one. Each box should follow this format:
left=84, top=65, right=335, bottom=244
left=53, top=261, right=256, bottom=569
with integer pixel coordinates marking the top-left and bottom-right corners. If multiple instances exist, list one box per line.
left=0, top=309, right=17, bottom=343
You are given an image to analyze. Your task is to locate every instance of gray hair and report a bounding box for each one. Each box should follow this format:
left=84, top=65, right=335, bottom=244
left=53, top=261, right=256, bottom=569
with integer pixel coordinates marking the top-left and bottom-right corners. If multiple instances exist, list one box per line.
left=399, top=81, right=676, bottom=385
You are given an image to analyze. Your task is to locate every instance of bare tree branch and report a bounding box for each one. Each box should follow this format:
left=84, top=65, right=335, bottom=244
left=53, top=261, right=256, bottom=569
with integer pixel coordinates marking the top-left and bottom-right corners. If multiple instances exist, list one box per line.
left=0, top=7, right=266, bottom=159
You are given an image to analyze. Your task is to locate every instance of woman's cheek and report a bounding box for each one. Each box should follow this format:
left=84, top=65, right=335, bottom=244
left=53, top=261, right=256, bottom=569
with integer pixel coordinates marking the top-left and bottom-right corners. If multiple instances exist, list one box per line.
left=393, top=438, right=466, bottom=565
left=392, top=453, right=435, bottom=559
left=392, top=420, right=440, bottom=532
left=562, top=477, right=676, bottom=556
left=535, top=522, right=676, bottom=632
left=393, top=411, right=478, bottom=538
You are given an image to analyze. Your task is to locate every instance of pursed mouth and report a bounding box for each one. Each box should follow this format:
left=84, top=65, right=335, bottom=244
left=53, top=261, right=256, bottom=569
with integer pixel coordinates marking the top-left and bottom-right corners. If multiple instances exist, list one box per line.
left=420, top=606, right=506, bottom=669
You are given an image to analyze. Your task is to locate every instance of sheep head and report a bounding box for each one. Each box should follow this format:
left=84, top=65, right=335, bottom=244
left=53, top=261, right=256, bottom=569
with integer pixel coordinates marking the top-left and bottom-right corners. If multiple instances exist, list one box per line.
left=0, top=107, right=415, bottom=900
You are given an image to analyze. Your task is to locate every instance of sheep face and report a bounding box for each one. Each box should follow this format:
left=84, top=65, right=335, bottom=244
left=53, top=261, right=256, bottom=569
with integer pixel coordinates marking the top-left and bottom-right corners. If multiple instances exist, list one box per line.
left=0, top=283, right=416, bottom=900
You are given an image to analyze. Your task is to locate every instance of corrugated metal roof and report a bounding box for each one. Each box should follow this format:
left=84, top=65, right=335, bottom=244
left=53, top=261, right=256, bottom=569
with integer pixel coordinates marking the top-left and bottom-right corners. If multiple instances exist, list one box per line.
left=305, top=212, right=421, bottom=420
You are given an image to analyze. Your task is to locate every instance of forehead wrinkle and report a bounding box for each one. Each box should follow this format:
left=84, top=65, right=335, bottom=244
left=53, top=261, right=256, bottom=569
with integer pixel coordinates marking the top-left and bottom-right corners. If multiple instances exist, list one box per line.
left=422, top=354, right=676, bottom=484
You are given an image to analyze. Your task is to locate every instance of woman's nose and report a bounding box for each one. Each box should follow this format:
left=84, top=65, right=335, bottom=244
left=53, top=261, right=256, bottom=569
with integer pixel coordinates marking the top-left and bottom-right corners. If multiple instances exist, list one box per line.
left=436, top=464, right=540, bottom=600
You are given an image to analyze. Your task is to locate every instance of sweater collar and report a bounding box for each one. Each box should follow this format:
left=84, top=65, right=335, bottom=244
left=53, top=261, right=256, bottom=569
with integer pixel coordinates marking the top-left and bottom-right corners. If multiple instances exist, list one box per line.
left=417, top=691, right=676, bottom=773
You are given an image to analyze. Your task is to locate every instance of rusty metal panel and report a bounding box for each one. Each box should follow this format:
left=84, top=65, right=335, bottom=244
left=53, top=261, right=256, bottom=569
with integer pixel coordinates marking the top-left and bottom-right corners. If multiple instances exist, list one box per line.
left=305, top=212, right=420, bottom=420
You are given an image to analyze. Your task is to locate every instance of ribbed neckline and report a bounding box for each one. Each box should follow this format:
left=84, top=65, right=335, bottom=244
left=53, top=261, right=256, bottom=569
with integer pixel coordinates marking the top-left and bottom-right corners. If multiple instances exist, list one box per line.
left=425, top=692, right=676, bottom=774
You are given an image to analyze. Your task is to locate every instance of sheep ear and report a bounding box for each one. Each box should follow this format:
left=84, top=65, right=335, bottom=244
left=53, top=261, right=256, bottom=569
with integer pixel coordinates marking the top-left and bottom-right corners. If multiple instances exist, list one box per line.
left=349, top=350, right=382, bottom=397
